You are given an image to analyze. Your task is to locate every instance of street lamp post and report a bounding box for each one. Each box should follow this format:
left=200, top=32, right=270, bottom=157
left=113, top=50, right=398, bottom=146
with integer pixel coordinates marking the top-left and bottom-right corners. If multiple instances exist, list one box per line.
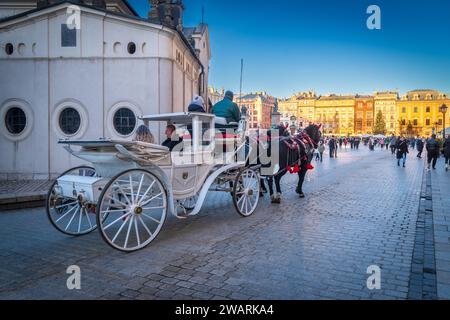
left=439, top=104, right=448, bottom=138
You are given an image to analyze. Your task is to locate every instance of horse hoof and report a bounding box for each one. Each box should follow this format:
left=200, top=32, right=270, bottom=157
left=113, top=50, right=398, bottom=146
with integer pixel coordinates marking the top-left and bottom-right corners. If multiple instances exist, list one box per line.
left=299, top=193, right=305, bottom=198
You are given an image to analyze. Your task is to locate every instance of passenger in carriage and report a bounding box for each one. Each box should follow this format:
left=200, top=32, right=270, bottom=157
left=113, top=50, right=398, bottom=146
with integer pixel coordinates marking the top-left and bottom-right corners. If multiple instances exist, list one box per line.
left=162, top=124, right=183, bottom=151
left=133, top=124, right=155, bottom=144
left=211, top=90, right=241, bottom=124
left=187, top=95, right=206, bottom=113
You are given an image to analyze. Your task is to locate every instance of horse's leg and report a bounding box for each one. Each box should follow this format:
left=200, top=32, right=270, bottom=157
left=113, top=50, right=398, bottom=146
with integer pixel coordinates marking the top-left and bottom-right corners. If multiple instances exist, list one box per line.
left=296, top=165, right=307, bottom=198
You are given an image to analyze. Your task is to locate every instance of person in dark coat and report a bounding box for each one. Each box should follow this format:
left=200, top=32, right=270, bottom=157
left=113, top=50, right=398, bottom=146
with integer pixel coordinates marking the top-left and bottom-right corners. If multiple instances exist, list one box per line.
left=329, top=136, right=336, bottom=158
left=396, top=137, right=409, bottom=167
left=187, top=95, right=206, bottom=113
left=416, top=137, right=424, bottom=159
left=162, top=124, right=183, bottom=151
left=426, top=134, right=440, bottom=170
left=442, top=135, right=450, bottom=172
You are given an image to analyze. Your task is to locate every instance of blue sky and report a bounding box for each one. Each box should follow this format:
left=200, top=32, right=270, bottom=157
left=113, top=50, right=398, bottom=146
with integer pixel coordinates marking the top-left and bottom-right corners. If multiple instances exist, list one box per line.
left=128, top=0, right=450, bottom=98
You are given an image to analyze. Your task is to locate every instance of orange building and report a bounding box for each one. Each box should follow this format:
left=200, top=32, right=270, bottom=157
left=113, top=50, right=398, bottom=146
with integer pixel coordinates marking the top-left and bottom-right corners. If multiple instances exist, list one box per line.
left=240, top=92, right=275, bottom=129
left=354, top=95, right=375, bottom=135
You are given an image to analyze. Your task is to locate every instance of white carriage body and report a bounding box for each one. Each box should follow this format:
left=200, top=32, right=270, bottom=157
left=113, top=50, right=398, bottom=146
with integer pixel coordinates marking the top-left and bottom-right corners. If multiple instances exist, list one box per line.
left=49, top=112, right=261, bottom=252
left=57, top=112, right=249, bottom=205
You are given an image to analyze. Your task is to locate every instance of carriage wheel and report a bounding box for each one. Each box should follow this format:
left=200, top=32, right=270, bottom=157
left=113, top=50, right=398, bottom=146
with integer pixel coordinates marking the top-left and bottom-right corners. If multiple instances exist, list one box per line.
left=97, top=169, right=167, bottom=252
left=46, top=166, right=97, bottom=236
left=232, top=168, right=260, bottom=217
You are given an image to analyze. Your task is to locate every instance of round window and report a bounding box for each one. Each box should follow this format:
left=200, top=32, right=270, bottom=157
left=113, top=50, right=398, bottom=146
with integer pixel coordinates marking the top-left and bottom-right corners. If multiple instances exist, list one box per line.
left=5, top=107, right=26, bottom=134
left=113, top=108, right=136, bottom=136
left=59, top=107, right=81, bottom=135
left=127, top=42, right=136, bottom=55
left=5, top=43, right=13, bottom=55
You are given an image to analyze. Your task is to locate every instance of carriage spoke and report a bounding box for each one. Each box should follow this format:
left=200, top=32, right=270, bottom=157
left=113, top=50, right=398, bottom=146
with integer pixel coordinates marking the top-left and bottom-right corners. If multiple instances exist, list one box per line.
left=134, top=216, right=141, bottom=247
left=103, top=211, right=131, bottom=230
left=105, top=194, right=129, bottom=208
left=124, top=215, right=134, bottom=249
left=129, top=176, right=135, bottom=203
left=55, top=201, right=78, bottom=210
left=55, top=204, right=78, bottom=223
left=141, top=212, right=161, bottom=224
left=85, top=207, right=93, bottom=229
left=77, top=206, right=83, bottom=233
left=65, top=205, right=80, bottom=231
left=141, top=192, right=163, bottom=207
left=114, top=182, right=132, bottom=206
left=135, top=174, right=145, bottom=203
left=100, top=208, right=127, bottom=214
left=240, top=195, right=246, bottom=213
left=138, top=180, right=156, bottom=204
left=138, top=215, right=153, bottom=237
left=111, top=215, right=130, bottom=243
left=142, top=206, right=165, bottom=210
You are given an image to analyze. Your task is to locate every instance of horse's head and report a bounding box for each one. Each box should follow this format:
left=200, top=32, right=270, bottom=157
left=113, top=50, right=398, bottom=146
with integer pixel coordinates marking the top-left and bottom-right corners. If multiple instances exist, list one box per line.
left=304, top=124, right=322, bottom=147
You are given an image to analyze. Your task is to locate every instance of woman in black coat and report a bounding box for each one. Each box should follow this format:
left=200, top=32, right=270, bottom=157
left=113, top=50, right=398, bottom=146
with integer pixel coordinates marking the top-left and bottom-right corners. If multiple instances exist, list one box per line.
left=444, top=136, right=450, bottom=172
left=396, top=137, right=409, bottom=167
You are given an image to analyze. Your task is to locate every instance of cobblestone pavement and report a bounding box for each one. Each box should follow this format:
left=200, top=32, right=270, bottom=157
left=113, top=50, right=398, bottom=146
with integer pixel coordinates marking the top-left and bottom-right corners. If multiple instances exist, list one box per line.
left=0, top=147, right=427, bottom=300
left=430, top=164, right=450, bottom=299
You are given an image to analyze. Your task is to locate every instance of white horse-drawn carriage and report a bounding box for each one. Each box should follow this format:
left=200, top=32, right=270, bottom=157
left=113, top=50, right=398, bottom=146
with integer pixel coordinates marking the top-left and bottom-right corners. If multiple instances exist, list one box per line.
left=46, top=112, right=261, bottom=252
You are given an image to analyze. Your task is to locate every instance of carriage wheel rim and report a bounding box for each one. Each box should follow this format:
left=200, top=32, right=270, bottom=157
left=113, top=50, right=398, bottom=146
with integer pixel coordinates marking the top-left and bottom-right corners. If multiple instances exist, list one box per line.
left=97, top=169, right=167, bottom=252
left=46, top=166, right=98, bottom=236
left=235, top=169, right=260, bottom=216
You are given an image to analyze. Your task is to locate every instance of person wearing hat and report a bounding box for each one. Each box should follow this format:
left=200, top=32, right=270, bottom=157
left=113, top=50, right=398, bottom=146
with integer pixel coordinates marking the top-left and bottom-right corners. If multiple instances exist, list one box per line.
left=211, top=90, right=241, bottom=124
left=188, top=95, right=206, bottom=113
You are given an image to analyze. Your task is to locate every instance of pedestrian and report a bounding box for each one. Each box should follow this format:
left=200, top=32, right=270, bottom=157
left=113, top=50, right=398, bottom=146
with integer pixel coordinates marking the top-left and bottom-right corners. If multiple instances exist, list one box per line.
left=350, top=137, right=354, bottom=149
left=329, top=136, right=336, bottom=158
left=416, top=137, right=424, bottom=159
left=318, top=141, right=325, bottom=162
left=443, top=135, right=450, bottom=172
left=369, top=138, right=374, bottom=151
left=343, top=137, right=348, bottom=149
left=390, top=135, right=398, bottom=155
left=426, top=134, right=440, bottom=170
left=396, top=137, right=409, bottom=167
left=339, top=137, right=343, bottom=149
left=380, top=138, right=385, bottom=150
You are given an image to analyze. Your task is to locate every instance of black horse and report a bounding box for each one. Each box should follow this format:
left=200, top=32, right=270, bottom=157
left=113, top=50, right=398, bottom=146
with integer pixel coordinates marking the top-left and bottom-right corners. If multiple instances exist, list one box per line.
left=258, top=124, right=321, bottom=203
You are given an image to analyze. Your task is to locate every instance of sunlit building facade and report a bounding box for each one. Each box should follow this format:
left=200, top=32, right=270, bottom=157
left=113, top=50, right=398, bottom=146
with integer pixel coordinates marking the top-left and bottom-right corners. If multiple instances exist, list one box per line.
left=397, top=89, right=449, bottom=137
left=315, top=95, right=355, bottom=136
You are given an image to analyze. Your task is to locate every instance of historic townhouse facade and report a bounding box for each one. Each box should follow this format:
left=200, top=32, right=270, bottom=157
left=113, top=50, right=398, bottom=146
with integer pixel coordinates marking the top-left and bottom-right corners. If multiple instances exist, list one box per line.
left=396, top=89, right=449, bottom=137
left=315, top=95, right=355, bottom=136
left=240, top=92, right=275, bottom=130
left=354, top=95, right=375, bottom=135
left=374, top=91, right=399, bottom=135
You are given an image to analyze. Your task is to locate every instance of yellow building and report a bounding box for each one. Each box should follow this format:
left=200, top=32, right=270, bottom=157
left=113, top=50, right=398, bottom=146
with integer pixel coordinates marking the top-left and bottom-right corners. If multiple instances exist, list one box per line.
left=397, top=89, right=449, bottom=138
left=315, top=95, right=355, bottom=136
left=374, top=91, right=398, bottom=135
left=278, top=91, right=316, bottom=128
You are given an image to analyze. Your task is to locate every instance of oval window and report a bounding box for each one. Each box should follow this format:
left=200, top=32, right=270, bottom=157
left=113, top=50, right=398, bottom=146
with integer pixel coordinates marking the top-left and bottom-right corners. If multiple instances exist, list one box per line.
left=59, top=107, right=81, bottom=135
left=113, top=108, right=136, bottom=135
left=127, top=42, right=136, bottom=55
left=5, top=107, right=26, bottom=134
left=5, top=43, right=13, bottom=55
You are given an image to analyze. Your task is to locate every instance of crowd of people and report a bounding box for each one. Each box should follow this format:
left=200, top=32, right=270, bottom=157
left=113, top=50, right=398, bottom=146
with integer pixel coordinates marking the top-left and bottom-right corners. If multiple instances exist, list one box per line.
left=311, top=133, right=450, bottom=172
